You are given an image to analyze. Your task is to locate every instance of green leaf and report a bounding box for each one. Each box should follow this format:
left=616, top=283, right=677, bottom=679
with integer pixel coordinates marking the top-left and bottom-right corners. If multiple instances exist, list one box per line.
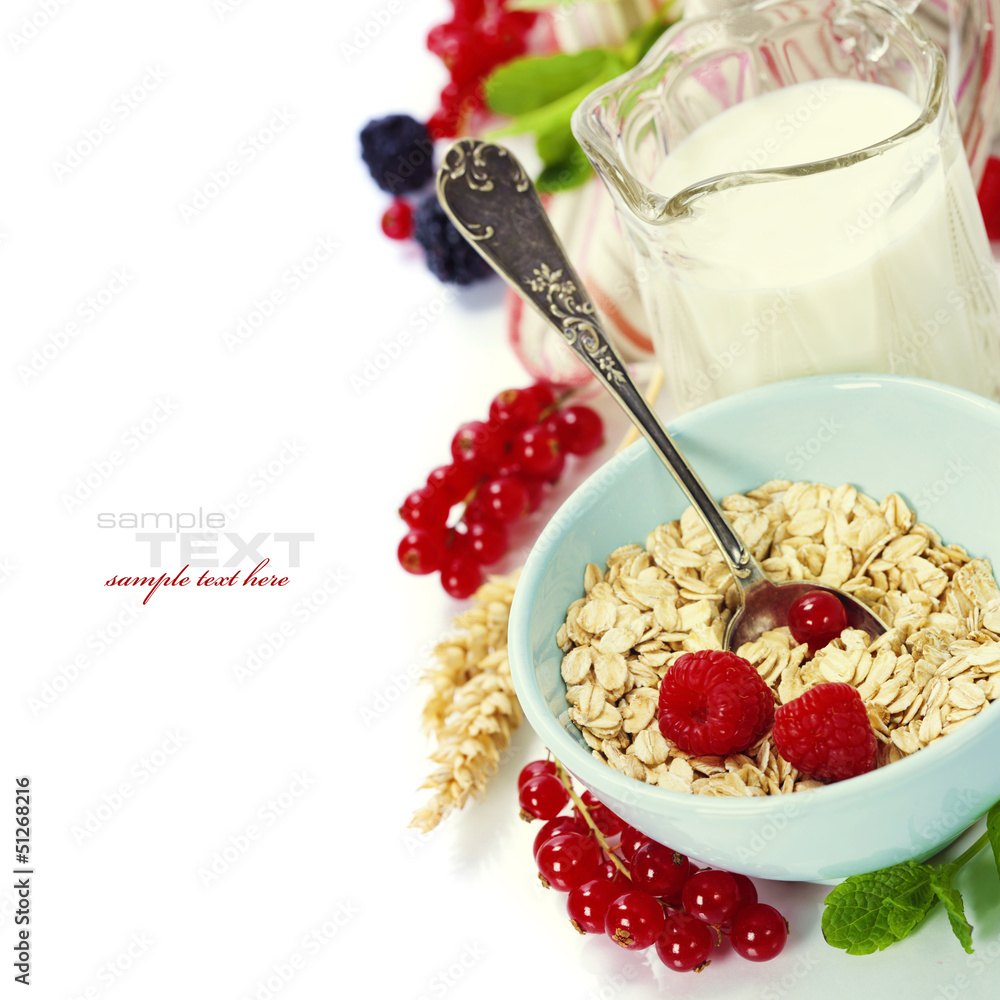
left=987, top=800, right=1000, bottom=883
left=535, top=119, right=577, bottom=166
left=929, top=863, right=974, bottom=954
left=536, top=146, right=593, bottom=192
left=822, top=862, right=936, bottom=955
left=485, top=50, right=614, bottom=116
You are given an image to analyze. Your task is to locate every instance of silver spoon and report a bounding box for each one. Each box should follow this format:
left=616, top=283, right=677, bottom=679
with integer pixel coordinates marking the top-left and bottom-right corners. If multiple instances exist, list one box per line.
left=436, top=138, right=886, bottom=651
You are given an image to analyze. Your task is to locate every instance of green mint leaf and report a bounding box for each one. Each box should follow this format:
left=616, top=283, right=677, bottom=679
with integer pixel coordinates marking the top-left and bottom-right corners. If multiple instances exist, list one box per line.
left=822, top=862, right=935, bottom=955
left=536, top=146, right=593, bottom=192
left=929, top=863, right=974, bottom=953
left=485, top=50, right=613, bottom=116
left=535, top=119, right=577, bottom=166
left=987, top=800, right=1000, bottom=883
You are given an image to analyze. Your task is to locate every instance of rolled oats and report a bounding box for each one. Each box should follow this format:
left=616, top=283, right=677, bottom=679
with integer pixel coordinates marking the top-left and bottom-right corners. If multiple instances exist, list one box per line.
left=560, top=480, right=1000, bottom=796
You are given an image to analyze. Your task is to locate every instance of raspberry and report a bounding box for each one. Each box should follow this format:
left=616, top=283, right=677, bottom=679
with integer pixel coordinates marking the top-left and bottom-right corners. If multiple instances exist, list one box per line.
left=657, top=650, right=774, bottom=756
left=359, top=114, right=434, bottom=194
left=772, top=682, right=876, bottom=782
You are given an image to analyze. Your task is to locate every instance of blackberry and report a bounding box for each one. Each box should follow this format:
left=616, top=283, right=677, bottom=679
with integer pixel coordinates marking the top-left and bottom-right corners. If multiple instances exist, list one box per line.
left=359, top=114, right=434, bottom=194
left=413, top=195, right=493, bottom=285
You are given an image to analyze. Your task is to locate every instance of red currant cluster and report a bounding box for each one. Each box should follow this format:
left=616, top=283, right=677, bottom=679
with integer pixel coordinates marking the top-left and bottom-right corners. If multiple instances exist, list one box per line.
left=519, top=760, right=789, bottom=972
left=397, top=383, right=604, bottom=599
left=425, top=0, right=537, bottom=140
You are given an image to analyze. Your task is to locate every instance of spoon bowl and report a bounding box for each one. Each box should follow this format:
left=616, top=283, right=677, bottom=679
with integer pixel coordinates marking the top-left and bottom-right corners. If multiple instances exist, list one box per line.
left=436, top=139, right=886, bottom=650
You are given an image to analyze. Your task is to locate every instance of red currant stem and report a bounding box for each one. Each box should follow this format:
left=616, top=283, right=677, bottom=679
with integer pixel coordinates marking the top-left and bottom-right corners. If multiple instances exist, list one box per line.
left=551, top=758, right=631, bottom=879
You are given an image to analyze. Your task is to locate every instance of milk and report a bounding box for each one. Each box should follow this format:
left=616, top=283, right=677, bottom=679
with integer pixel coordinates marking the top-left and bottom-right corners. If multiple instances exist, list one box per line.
left=645, top=79, right=1000, bottom=410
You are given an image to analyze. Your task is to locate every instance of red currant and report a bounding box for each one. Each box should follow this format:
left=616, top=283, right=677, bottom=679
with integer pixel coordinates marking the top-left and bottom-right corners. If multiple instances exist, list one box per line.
left=618, top=826, right=651, bottom=865
left=536, top=832, right=601, bottom=891
left=788, top=590, right=848, bottom=651
left=399, top=485, right=450, bottom=530
left=488, top=387, right=541, bottom=433
left=478, top=477, right=529, bottom=523
left=567, top=878, right=623, bottom=935
left=451, top=420, right=502, bottom=472
left=594, top=859, right=628, bottom=883
left=518, top=759, right=556, bottom=790
left=441, top=555, right=481, bottom=599
left=518, top=773, right=569, bottom=821
left=655, top=912, right=714, bottom=972
left=729, top=903, right=788, bottom=961
left=573, top=791, right=623, bottom=837
left=515, top=473, right=544, bottom=512
left=512, top=425, right=562, bottom=478
left=525, top=381, right=555, bottom=411
left=532, top=815, right=586, bottom=858
left=630, top=842, right=690, bottom=898
left=451, top=0, right=486, bottom=24
left=397, top=529, right=445, bottom=575
left=380, top=199, right=414, bottom=240
left=605, top=891, right=665, bottom=950
left=548, top=405, right=604, bottom=456
left=427, top=463, right=476, bottom=505
left=462, top=518, right=506, bottom=564
left=681, top=870, right=741, bottom=925
left=731, top=873, right=758, bottom=910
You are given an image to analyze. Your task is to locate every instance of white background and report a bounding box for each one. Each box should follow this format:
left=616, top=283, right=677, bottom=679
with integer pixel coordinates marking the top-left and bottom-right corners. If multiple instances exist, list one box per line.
left=2, top=1, right=999, bottom=999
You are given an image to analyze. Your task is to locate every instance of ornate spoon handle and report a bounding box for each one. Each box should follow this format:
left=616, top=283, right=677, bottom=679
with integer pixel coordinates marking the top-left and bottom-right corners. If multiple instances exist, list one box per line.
left=436, top=138, right=760, bottom=582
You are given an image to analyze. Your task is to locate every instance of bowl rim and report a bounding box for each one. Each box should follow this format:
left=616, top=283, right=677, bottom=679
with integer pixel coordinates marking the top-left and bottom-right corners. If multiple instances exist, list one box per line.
left=508, top=372, right=1000, bottom=816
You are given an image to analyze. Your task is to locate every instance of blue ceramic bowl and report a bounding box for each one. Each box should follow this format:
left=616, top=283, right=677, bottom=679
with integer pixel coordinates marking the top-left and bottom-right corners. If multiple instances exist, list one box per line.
left=508, top=374, right=1000, bottom=880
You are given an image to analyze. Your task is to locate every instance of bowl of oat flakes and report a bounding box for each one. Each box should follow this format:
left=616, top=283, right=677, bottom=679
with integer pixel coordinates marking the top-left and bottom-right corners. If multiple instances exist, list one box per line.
left=508, top=373, right=1000, bottom=880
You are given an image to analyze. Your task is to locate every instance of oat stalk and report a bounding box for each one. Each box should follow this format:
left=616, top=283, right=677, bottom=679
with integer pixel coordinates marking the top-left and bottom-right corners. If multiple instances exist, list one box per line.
left=410, top=571, right=522, bottom=832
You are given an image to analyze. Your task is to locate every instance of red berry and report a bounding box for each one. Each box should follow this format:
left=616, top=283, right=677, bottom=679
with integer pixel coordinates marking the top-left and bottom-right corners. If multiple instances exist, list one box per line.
left=549, top=405, right=604, bottom=455
left=426, top=108, right=458, bottom=141
left=731, top=873, right=758, bottom=910
left=512, top=425, right=561, bottom=478
left=568, top=878, right=622, bottom=934
left=525, top=381, right=555, bottom=411
left=605, top=891, right=665, bottom=950
left=788, top=590, right=848, bottom=651
left=772, top=681, right=876, bottom=782
left=451, top=420, right=502, bottom=472
left=979, top=155, right=1000, bottom=241
left=478, top=476, right=529, bottom=523
left=594, top=859, right=628, bottom=883
left=574, top=791, right=623, bottom=837
left=427, top=463, right=476, bottom=504
left=657, top=650, right=775, bottom=756
left=729, top=903, right=788, bottom=961
left=681, top=869, right=741, bottom=925
left=399, top=485, right=450, bottom=530
left=518, top=759, right=556, bottom=790
left=488, top=387, right=541, bottom=433
left=381, top=198, right=414, bottom=240
left=518, top=773, right=569, bottom=821
left=452, top=0, right=486, bottom=25
left=441, top=554, right=481, bottom=599
left=532, top=815, right=586, bottom=857
left=536, top=832, right=601, bottom=891
left=655, top=912, right=714, bottom=972
left=462, top=518, right=506, bottom=564
left=398, top=529, right=445, bottom=575
left=618, top=825, right=651, bottom=865
left=631, top=842, right=690, bottom=898
left=516, top=474, right=545, bottom=512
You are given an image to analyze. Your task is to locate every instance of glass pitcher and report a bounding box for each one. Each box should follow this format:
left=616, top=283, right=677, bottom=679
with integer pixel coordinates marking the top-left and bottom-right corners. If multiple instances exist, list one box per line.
left=572, top=0, right=1000, bottom=412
